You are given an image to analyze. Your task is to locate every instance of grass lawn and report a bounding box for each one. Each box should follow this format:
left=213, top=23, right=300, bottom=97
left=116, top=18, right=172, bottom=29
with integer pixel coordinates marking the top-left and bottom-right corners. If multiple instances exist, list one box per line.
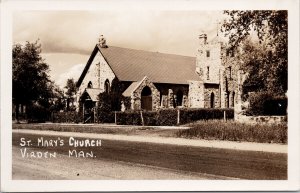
left=12, top=120, right=287, bottom=144
left=179, top=120, right=287, bottom=144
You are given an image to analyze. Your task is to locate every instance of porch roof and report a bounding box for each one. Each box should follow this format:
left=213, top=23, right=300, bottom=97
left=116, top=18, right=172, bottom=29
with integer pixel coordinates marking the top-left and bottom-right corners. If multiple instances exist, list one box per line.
left=85, top=88, right=101, bottom=101
left=122, top=81, right=140, bottom=97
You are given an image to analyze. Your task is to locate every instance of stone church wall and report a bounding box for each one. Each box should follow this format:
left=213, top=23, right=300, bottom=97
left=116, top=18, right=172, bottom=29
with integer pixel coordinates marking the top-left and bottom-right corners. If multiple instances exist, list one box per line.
left=154, top=84, right=189, bottom=108
left=204, top=84, right=220, bottom=108
left=188, top=81, right=204, bottom=108
left=196, top=41, right=222, bottom=84
left=221, top=48, right=239, bottom=108
left=131, top=77, right=160, bottom=110
left=78, top=51, right=116, bottom=100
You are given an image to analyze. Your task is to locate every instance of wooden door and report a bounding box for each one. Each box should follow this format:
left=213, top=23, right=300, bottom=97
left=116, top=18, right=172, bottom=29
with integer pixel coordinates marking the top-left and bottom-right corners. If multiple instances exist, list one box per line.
left=141, top=96, right=152, bottom=111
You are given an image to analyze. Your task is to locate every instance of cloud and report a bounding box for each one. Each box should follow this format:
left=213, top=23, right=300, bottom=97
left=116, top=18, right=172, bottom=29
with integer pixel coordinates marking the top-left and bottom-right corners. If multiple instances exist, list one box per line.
left=55, top=63, right=85, bottom=88
left=13, top=10, right=225, bottom=56
left=13, top=10, right=227, bottom=88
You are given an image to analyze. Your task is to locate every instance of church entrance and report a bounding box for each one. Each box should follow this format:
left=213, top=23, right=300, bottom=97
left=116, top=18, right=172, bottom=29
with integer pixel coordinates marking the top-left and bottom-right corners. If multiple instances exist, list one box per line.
left=80, top=92, right=96, bottom=123
left=141, top=86, right=152, bottom=111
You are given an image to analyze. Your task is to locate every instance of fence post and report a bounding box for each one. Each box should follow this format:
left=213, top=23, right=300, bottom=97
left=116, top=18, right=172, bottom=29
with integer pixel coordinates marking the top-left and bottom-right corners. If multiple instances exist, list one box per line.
left=224, top=110, right=226, bottom=122
left=114, top=111, right=117, bottom=124
left=94, top=107, right=96, bottom=123
left=82, top=105, right=85, bottom=123
left=177, top=109, right=180, bottom=125
left=140, top=111, right=144, bottom=126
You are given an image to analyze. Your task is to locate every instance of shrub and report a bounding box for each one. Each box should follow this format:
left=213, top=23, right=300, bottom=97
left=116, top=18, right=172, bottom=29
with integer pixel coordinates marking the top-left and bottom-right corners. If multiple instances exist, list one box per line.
left=116, top=111, right=142, bottom=125
left=26, top=104, right=51, bottom=123
left=116, top=108, right=234, bottom=126
left=179, top=108, right=234, bottom=124
left=247, top=92, right=287, bottom=116
left=52, top=111, right=81, bottom=123
left=97, top=93, right=114, bottom=123
left=157, top=109, right=178, bottom=126
left=143, top=111, right=158, bottom=126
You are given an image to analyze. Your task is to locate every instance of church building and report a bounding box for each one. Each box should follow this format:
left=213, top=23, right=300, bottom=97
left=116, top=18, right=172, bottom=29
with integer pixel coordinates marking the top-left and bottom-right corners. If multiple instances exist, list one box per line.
left=76, top=34, right=242, bottom=112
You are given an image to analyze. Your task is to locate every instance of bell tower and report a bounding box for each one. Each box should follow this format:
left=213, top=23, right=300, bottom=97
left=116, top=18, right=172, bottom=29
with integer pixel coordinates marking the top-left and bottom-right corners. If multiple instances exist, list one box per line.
left=196, top=33, right=221, bottom=84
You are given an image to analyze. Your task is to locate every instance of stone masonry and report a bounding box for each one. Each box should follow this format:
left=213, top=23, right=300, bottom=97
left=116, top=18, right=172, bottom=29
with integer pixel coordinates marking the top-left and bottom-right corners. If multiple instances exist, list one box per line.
left=130, top=76, right=160, bottom=111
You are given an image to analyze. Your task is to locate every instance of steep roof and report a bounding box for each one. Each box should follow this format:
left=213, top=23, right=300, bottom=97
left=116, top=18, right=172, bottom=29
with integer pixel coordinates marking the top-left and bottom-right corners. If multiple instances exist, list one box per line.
left=85, top=88, right=100, bottom=101
left=122, top=81, right=140, bottom=97
left=77, top=44, right=200, bottom=87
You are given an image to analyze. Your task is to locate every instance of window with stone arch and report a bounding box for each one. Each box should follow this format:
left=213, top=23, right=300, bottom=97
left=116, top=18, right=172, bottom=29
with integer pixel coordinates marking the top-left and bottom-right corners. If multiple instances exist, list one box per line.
left=176, top=90, right=183, bottom=107
left=232, top=91, right=235, bottom=107
left=210, top=92, right=215, bottom=108
left=104, top=79, right=110, bottom=94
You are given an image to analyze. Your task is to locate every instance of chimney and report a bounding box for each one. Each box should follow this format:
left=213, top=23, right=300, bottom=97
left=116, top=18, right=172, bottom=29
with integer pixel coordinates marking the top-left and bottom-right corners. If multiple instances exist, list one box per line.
left=199, top=33, right=207, bottom=45
left=98, top=34, right=108, bottom=48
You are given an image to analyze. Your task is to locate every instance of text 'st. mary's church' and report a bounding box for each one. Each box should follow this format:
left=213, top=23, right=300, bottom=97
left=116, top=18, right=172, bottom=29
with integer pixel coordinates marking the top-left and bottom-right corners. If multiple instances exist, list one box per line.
left=75, top=34, right=245, bottom=112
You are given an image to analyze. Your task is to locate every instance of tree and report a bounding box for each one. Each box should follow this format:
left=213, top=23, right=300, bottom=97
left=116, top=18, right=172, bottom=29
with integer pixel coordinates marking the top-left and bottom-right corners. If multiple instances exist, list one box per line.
left=222, top=10, right=287, bottom=95
left=64, top=78, right=77, bottom=111
left=13, top=40, right=51, bottom=121
left=49, top=83, right=65, bottom=112
left=97, top=92, right=114, bottom=123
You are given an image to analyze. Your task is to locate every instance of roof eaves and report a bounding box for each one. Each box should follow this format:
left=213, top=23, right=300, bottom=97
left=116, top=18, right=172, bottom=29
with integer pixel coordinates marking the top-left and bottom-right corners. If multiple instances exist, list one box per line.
left=76, top=45, right=99, bottom=88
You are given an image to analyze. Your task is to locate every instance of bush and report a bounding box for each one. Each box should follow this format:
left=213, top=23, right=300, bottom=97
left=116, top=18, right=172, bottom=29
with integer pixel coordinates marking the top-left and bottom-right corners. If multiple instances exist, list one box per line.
left=52, top=111, right=81, bottom=123
left=97, top=93, right=114, bottom=123
left=26, top=104, right=51, bottom=123
left=248, top=92, right=287, bottom=116
left=116, top=108, right=233, bottom=126
left=179, top=108, right=234, bottom=124
left=157, top=109, right=178, bottom=126
left=116, top=111, right=142, bottom=125
left=143, top=111, right=158, bottom=126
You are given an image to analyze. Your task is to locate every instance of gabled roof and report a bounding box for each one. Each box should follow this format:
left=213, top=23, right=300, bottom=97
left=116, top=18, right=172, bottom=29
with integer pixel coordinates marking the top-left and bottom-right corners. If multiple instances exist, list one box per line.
left=85, top=88, right=100, bottom=101
left=122, top=81, right=140, bottom=97
left=77, top=44, right=200, bottom=87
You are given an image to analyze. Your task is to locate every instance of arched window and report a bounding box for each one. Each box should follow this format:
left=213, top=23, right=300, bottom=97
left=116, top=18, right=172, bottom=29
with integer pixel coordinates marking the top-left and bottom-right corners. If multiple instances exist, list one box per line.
left=87, top=81, right=93, bottom=88
left=210, top=92, right=215, bottom=108
left=226, top=91, right=230, bottom=108
left=176, top=90, right=183, bottom=107
left=104, top=79, right=110, bottom=94
left=232, top=91, right=235, bottom=107
left=141, top=86, right=152, bottom=111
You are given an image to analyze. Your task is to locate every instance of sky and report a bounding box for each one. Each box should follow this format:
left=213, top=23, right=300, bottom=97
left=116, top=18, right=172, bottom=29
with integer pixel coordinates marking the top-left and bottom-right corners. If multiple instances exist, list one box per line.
left=13, top=10, right=226, bottom=89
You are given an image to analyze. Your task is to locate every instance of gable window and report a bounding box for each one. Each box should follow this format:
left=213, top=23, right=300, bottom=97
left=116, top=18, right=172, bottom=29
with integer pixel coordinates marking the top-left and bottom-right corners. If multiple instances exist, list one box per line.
left=87, top=81, right=93, bottom=88
left=206, top=50, right=210, bottom=57
left=207, top=66, right=210, bottom=80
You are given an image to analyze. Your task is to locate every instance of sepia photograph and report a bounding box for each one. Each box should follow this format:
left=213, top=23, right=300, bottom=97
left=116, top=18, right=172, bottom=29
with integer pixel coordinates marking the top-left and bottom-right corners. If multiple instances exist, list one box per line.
left=1, top=0, right=299, bottom=192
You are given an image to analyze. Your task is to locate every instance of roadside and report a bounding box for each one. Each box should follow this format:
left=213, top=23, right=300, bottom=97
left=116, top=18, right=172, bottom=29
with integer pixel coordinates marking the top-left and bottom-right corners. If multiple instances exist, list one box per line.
left=13, top=146, right=232, bottom=180
left=13, top=129, right=287, bottom=153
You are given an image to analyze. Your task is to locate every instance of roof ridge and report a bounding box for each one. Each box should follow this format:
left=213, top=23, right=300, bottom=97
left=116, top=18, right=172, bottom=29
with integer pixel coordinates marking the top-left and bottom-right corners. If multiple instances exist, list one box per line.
left=97, top=44, right=196, bottom=59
